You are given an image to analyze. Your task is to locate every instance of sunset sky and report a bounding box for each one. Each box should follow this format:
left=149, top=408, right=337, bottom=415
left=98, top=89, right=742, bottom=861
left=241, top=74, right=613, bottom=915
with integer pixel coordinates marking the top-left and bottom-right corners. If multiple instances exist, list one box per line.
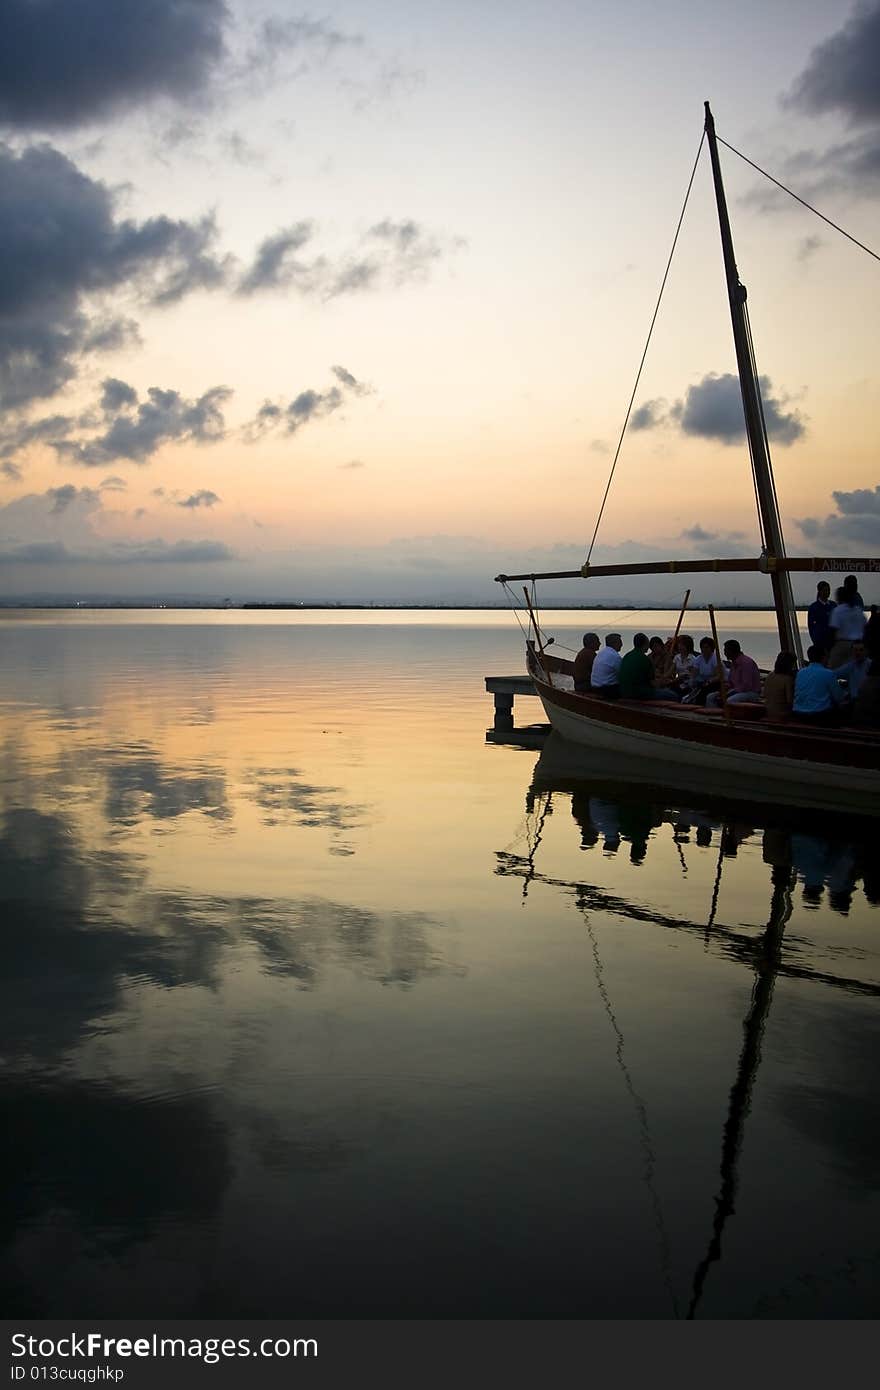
left=0, top=0, right=878, bottom=603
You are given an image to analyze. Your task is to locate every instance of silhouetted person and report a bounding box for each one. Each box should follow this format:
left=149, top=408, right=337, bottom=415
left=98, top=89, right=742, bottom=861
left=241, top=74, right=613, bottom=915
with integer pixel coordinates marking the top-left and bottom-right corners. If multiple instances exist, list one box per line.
left=707, top=640, right=760, bottom=706
left=590, top=634, right=623, bottom=699
left=573, top=632, right=601, bottom=693
left=807, top=580, right=836, bottom=656
left=793, top=645, right=844, bottom=725
left=763, top=651, right=797, bottom=722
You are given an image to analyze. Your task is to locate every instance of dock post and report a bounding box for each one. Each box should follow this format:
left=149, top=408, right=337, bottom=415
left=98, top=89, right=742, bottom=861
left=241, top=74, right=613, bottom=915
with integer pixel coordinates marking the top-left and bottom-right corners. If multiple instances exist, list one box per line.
left=493, top=692, right=514, bottom=731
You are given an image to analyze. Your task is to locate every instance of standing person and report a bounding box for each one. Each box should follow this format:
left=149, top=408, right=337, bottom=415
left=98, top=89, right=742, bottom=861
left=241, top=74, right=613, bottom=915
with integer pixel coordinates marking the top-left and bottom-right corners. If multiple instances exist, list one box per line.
left=707, top=639, right=761, bottom=706
left=590, top=634, right=623, bottom=699
left=573, top=632, right=601, bottom=692
left=793, top=646, right=845, bottom=725
left=807, top=581, right=836, bottom=656
left=828, top=585, right=867, bottom=669
left=619, top=633, right=679, bottom=701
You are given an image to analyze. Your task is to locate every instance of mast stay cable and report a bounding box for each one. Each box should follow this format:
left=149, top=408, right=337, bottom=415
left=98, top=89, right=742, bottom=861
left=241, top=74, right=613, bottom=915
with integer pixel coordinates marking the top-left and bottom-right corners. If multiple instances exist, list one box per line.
left=716, top=136, right=880, bottom=264
left=584, top=131, right=706, bottom=566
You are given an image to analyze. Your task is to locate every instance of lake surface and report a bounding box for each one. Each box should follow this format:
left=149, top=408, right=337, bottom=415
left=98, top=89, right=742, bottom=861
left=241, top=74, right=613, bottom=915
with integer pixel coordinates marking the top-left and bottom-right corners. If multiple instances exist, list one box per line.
left=1, top=610, right=878, bottom=1319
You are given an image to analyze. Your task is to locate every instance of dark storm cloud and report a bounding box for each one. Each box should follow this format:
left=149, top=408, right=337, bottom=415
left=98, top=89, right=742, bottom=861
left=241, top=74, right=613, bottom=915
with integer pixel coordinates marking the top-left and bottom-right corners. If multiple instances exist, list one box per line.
left=632, top=373, right=805, bottom=446
left=798, top=483, right=880, bottom=548
left=0, top=0, right=228, bottom=130
left=243, top=365, right=371, bottom=443
left=55, top=385, right=232, bottom=466
left=178, top=489, right=221, bottom=509
left=787, top=4, right=880, bottom=125
left=0, top=143, right=230, bottom=411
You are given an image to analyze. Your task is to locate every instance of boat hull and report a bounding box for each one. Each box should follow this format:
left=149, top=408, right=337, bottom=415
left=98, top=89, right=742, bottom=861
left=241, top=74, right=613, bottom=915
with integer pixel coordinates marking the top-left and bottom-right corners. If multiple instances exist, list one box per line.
left=533, top=674, right=880, bottom=806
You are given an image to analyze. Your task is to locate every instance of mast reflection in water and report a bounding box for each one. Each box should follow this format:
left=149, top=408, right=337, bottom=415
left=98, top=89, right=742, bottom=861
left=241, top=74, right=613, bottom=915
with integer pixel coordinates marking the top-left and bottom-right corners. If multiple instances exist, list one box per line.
left=498, top=732, right=880, bottom=1317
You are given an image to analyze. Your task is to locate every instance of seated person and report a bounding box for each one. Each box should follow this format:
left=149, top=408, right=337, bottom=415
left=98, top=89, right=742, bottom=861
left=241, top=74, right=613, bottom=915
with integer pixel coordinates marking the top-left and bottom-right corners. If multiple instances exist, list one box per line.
left=835, top=641, right=871, bottom=703
left=648, top=635, right=676, bottom=689
left=619, top=633, right=680, bottom=701
left=763, top=651, right=797, bottom=721
left=673, top=634, right=698, bottom=693
left=707, top=640, right=761, bottom=706
left=573, top=632, right=601, bottom=692
left=793, top=645, right=845, bottom=725
left=853, top=666, right=880, bottom=729
left=590, top=634, right=623, bottom=699
left=686, top=636, right=719, bottom=704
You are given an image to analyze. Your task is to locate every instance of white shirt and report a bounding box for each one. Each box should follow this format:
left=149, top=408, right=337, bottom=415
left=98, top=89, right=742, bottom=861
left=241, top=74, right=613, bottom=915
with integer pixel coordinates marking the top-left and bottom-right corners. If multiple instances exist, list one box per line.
left=674, top=653, right=698, bottom=684
left=694, top=653, right=718, bottom=683
left=591, top=647, right=622, bottom=687
left=830, top=603, right=866, bottom=641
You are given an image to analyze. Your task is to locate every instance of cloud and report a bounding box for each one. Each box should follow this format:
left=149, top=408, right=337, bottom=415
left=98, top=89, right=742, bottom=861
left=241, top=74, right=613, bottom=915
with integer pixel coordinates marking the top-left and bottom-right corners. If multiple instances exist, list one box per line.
left=798, top=483, right=880, bottom=548
left=0, top=538, right=236, bottom=565
left=0, top=0, right=228, bottom=130
left=236, top=222, right=314, bottom=295
left=243, top=366, right=370, bottom=442
left=101, top=378, right=140, bottom=414
left=99, top=475, right=127, bottom=492
left=0, top=412, right=73, bottom=461
left=178, top=490, right=221, bottom=509
left=330, top=364, right=372, bottom=396
left=632, top=373, right=805, bottom=446
left=1, top=461, right=22, bottom=481
left=679, top=524, right=749, bottom=556
left=787, top=4, right=880, bottom=125
left=756, top=6, right=880, bottom=203
left=54, top=383, right=232, bottom=466
left=0, top=142, right=231, bottom=410
left=325, top=219, right=457, bottom=297
left=339, top=459, right=365, bottom=470
left=797, top=235, right=825, bottom=262
left=48, top=483, right=97, bottom=514
left=630, top=399, right=667, bottom=431
left=251, top=14, right=362, bottom=70
left=236, top=219, right=462, bottom=300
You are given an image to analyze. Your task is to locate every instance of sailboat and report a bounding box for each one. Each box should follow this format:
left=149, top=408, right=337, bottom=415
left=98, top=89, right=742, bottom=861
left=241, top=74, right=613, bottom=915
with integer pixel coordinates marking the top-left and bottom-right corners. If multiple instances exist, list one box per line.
left=495, top=104, right=879, bottom=802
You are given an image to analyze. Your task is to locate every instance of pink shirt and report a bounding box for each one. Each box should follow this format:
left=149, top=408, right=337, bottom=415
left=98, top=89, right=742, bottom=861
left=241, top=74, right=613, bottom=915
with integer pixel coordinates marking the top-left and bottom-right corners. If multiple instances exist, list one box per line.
left=727, top=652, right=761, bottom=696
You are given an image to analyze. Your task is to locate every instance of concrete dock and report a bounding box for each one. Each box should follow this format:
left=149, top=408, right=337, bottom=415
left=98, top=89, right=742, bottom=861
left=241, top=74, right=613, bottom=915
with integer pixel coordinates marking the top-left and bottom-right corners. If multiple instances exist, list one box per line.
left=485, top=674, right=537, bottom=731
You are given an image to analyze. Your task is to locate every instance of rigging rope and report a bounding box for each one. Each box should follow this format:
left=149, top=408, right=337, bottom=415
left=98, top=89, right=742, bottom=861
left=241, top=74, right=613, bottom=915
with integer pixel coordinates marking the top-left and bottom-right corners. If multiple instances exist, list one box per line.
left=716, top=135, right=880, bottom=265
left=584, top=130, right=706, bottom=567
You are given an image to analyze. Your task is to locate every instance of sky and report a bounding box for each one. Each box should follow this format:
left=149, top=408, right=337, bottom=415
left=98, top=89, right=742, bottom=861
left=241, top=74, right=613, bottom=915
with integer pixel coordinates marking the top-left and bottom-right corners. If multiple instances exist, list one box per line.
left=0, top=0, right=878, bottom=605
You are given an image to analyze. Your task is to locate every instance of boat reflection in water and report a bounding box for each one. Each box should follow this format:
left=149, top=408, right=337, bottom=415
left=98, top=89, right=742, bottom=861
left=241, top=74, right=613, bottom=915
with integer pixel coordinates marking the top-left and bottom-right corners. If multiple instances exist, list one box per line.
left=495, top=731, right=880, bottom=1317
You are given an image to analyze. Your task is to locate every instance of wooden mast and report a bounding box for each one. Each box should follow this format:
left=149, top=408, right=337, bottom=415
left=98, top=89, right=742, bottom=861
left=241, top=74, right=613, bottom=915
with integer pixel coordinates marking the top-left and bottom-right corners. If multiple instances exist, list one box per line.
left=704, top=102, right=803, bottom=662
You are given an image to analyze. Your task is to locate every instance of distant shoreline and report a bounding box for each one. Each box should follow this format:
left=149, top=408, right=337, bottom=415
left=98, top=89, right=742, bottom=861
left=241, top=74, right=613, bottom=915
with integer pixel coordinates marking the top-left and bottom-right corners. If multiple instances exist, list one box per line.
left=0, top=601, right=795, bottom=613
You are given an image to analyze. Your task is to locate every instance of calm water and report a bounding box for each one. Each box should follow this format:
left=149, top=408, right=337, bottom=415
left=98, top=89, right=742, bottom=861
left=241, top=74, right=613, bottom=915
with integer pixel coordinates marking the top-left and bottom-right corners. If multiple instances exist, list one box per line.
left=1, top=611, right=878, bottom=1319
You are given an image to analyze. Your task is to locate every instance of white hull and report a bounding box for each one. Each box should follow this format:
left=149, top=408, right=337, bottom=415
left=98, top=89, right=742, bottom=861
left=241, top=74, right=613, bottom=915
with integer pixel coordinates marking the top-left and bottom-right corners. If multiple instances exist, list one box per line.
left=538, top=690, right=880, bottom=805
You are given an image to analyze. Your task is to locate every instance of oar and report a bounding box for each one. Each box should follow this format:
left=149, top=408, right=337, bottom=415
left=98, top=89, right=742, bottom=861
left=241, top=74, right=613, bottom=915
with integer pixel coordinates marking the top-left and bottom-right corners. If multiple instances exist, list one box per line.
left=708, top=604, right=731, bottom=722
